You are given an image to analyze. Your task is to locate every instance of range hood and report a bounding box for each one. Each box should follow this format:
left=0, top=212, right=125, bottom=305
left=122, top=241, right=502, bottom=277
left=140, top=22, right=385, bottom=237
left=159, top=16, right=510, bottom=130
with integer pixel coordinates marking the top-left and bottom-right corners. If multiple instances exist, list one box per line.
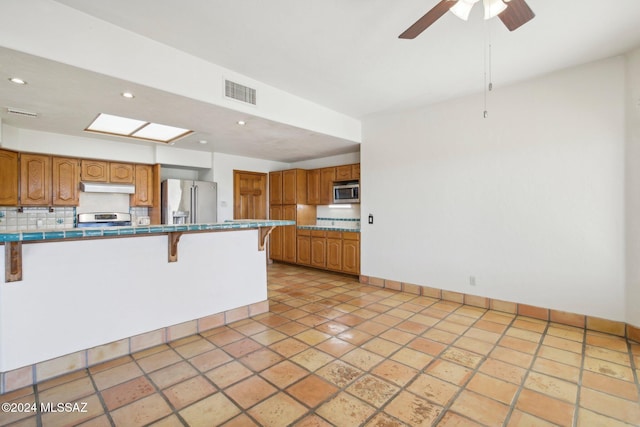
left=80, top=182, right=135, bottom=194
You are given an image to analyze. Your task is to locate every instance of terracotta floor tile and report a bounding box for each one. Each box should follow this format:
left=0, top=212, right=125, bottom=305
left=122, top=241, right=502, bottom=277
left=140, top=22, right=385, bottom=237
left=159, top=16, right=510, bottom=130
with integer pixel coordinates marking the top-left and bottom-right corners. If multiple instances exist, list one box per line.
left=0, top=395, right=38, bottom=425
left=136, top=350, right=182, bottom=374
left=222, top=337, right=263, bottom=358
left=473, top=319, right=508, bottom=335
left=346, top=374, right=399, bottom=407
left=101, top=376, right=155, bottom=410
left=426, top=360, right=473, bottom=386
left=437, top=411, right=484, bottom=426
left=478, top=359, right=527, bottom=384
left=371, top=359, right=419, bottom=387
left=315, top=392, right=376, bottom=427
left=524, top=371, right=578, bottom=403
left=513, top=318, right=547, bottom=333
left=407, top=337, right=447, bottom=357
left=316, top=337, right=357, bottom=358
left=316, top=360, right=364, bottom=388
left=173, top=338, right=216, bottom=359
left=481, top=311, right=515, bottom=325
left=499, top=336, right=539, bottom=354
left=507, top=410, right=557, bottom=427
left=77, top=414, right=112, bottom=427
left=580, top=387, right=640, bottom=425
left=441, top=348, right=483, bottom=369
left=581, top=371, right=639, bottom=401
left=406, top=373, right=459, bottom=406
left=435, top=320, right=469, bottom=335
left=341, top=348, right=384, bottom=371
left=546, top=325, right=584, bottom=343
left=250, top=329, right=288, bottom=346
left=531, top=357, right=580, bottom=383
left=380, top=328, right=418, bottom=345
left=363, top=413, right=409, bottom=427
left=292, top=414, right=335, bottom=427
left=148, top=361, right=198, bottom=390
left=491, top=346, right=534, bottom=369
left=189, top=348, right=233, bottom=372
left=515, top=389, right=575, bottom=426
left=466, top=373, right=518, bottom=405
left=286, top=374, right=339, bottom=408
left=38, top=394, right=104, bottom=427
left=452, top=336, right=494, bottom=356
left=585, top=344, right=631, bottom=366
left=314, top=321, right=350, bottom=336
left=543, top=335, right=583, bottom=353
left=219, top=413, right=259, bottom=427
left=38, top=376, right=96, bottom=404
left=260, top=360, right=308, bottom=388
left=583, top=356, right=634, bottom=381
left=577, top=408, right=634, bottom=427
left=504, top=327, right=542, bottom=344
left=422, top=328, right=458, bottom=344
left=206, top=360, right=253, bottom=389
left=447, top=314, right=476, bottom=327
left=295, top=329, right=332, bottom=346
left=450, top=390, right=510, bottom=426
left=179, top=393, right=241, bottom=427
left=269, top=337, right=309, bottom=357
left=383, top=390, right=443, bottom=427
left=290, top=348, right=335, bottom=372
left=336, top=329, right=374, bottom=347
left=92, top=362, right=144, bottom=390
left=586, top=333, right=629, bottom=353
left=224, top=375, right=277, bottom=409
left=109, top=394, right=172, bottom=427
left=162, top=376, right=216, bottom=410
left=239, top=348, right=283, bottom=372
left=537, top=345, right=583, bottom=368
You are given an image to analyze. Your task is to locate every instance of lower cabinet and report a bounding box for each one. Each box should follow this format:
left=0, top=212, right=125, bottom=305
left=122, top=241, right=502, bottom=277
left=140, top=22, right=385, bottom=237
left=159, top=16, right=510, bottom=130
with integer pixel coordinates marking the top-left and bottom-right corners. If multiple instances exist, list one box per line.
left=294, top=229, right=360, bottom=275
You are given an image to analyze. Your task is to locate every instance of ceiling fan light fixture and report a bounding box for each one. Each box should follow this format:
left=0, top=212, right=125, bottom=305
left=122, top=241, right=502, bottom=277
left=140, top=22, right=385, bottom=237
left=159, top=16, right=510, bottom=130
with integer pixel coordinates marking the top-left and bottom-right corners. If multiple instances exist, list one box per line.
left=450, top=0, right=480, bottom=21
left=483, top=0, right=507, bottom=19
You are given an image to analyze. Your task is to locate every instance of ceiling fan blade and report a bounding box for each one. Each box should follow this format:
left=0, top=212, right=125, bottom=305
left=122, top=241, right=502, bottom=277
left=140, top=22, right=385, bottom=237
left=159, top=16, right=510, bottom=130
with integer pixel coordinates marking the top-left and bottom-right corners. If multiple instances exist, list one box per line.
left=498, top=0, right=535, bottom=31
left=399, top=0, right=459, bottom=39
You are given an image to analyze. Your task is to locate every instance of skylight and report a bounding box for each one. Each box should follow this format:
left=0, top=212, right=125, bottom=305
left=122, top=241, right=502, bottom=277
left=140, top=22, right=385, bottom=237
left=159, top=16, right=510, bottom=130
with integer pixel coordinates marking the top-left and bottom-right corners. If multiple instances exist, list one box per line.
left=85, top=113, right=192, bottom=143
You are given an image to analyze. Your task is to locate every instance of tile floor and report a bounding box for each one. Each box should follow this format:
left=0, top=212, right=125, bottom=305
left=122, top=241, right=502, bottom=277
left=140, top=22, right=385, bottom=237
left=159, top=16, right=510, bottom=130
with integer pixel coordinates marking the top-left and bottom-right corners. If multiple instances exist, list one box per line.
left=2, top=263, right=640, bottom=426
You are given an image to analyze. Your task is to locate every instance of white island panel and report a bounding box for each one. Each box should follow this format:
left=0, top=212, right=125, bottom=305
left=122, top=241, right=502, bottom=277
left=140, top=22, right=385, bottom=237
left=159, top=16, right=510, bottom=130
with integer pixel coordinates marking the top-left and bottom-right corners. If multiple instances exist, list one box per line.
left=0, top=229, right=266, bottom=372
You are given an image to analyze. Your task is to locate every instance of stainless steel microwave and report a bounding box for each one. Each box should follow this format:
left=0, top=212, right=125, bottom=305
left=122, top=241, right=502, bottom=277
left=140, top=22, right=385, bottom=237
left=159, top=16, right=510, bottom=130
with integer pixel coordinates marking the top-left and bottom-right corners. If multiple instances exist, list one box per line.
left=333, top=181, right=359, bottom=204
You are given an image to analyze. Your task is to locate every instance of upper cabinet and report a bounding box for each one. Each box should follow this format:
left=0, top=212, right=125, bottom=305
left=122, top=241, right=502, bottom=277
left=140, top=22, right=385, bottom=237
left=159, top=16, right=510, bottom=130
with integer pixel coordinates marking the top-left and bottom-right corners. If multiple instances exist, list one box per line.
left=307, top=169, right=320, bottom=205
left=306, top=163, right=360, bottom=205
left=270, top=169, right=307, bottom=205
left=81, top=160, right=134, bottom=184
left=319, top=167, right=335, bottom=205
left=20, top=154, right=51, bottom=206
left=0, top=149, right=19, bottom=206
left=131, top=164, right=154, bottom=207
left=335, top=163, right=360, bottom=181
left=52, top=157, right=80, bottom=206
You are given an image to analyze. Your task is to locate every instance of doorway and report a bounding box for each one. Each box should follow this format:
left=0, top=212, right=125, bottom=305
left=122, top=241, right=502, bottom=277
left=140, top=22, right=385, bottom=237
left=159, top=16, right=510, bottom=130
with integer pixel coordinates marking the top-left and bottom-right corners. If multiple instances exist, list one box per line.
left=233, top=170, right=267, bottom=219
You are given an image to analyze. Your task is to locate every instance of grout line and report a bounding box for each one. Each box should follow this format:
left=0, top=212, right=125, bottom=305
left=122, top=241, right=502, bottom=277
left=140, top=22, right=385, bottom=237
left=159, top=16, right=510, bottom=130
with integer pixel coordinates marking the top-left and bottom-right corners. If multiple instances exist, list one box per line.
left=572, top=325, right=589, bottom=427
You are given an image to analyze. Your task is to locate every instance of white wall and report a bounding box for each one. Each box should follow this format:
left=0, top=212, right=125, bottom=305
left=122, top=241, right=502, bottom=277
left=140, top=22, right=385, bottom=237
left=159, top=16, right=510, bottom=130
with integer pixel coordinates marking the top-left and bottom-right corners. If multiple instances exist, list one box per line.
left=291, top=152, right=360, bottom=169
left=362, top=56, right=626, bottom=321
left=626, top=48, right=640, bottom=327
left=213, top=153, right=289, bottom=222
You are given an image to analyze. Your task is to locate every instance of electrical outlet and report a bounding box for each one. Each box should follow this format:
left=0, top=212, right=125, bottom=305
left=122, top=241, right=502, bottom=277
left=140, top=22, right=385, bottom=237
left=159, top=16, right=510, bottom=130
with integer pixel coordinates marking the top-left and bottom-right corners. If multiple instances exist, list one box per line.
left=469, top=276, right=476, bottom=286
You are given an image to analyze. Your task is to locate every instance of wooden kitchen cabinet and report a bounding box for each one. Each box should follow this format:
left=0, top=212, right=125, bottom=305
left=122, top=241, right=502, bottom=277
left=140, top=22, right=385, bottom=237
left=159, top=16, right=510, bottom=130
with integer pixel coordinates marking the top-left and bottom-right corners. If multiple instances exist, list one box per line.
left=326, top=233, right=342, bottom=271
left=282, top=169, right=307, bottom=204
left=20, top=153, right=51, bottom=206
left=52, top=157, right=80, bottom=206
left=306, top=169, right=320, bottom=205
left=335, top=163, right=360, bottom=181
left=131, top=164, right=153, bottom=206
left=319, top=167, right=336, bottom=205
left=311, top=230, right=327, bottom=268
left=282, top=205, right=297, bottom=263
left=296, top=229, right=311, bottom=265
left=109, top=162, right=135, bottom=184
left=0, top=149, right=19, bottom=206
left=269, top=205, right=283, bottom=260
left=269, top=171, right=283, bottom=205
left=342, top=232, right=360, bottom=275
left=81, top=160, right=109, bottom=182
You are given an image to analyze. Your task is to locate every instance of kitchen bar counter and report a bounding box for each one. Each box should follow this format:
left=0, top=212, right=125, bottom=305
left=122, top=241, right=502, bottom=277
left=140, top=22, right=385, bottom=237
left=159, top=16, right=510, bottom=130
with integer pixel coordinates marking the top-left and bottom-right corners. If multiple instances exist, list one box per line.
left=0, top=220, right=293, bottom=393
left=0, top=220, right=295, bottom=242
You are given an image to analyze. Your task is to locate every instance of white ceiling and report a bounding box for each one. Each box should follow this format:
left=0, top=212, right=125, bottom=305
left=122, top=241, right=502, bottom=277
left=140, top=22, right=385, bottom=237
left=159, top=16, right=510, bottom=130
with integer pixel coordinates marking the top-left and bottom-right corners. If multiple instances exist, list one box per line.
left=2, top=0, right=640, bottom=162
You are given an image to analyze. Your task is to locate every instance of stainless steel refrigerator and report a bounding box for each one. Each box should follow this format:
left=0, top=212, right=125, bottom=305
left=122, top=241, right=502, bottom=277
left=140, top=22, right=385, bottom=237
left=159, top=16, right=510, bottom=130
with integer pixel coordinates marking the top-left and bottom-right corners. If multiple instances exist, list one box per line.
left=161, top=179, right=217, bottom=224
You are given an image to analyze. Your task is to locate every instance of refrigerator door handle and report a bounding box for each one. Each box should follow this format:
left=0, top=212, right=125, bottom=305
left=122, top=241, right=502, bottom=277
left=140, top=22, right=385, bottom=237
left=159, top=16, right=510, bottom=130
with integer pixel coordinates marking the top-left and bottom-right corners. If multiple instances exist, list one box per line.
left=193, top=185, right=198, bottom=223
left=190, top=185, right=195, bottom=224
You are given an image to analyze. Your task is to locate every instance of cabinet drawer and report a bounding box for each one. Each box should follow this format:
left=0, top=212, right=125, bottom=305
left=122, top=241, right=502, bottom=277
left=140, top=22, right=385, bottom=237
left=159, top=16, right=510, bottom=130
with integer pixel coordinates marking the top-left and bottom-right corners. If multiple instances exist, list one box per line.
left=311, top=230, right=327, bottom=238
left=343, top=232, right=360, bottom=241
left=297, top=228, right=311, bottom=236
left=327, top=231, right=342, bottom=239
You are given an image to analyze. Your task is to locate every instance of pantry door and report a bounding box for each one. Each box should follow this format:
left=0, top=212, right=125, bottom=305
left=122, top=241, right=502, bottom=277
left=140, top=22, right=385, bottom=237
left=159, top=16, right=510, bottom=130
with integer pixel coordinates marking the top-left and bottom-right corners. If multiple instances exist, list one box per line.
left=233, top=170, right=267, bottom=219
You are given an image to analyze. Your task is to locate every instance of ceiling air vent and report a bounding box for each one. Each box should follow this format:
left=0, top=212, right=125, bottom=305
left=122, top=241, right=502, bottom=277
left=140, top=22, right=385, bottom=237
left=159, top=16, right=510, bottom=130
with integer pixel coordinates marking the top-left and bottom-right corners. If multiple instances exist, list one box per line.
left=224, top=79, right=256, bottom=105
left=7, top=107, right=38, bottom=118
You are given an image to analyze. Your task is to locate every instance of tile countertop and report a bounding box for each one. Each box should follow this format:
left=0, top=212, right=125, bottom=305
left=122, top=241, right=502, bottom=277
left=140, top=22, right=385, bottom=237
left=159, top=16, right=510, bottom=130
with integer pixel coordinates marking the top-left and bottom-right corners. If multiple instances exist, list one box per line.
left=297, top=225, right=361, bottom=232
left=0, top=220, right=296, bottom=243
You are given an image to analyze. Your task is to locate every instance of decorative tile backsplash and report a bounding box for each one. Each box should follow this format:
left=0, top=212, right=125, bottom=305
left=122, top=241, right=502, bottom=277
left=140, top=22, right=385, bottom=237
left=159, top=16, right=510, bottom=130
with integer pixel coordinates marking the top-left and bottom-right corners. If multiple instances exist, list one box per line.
left=315, top=217, right=360, bottom=228
left=0, top=206, right=149, bottom=231
left=0, top=207, right=76, bottom=231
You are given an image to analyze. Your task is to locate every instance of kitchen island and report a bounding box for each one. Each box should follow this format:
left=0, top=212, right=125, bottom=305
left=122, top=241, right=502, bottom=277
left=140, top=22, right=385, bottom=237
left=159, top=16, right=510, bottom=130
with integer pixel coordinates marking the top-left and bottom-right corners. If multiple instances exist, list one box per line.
left=0, top=220, right=293, bottom=394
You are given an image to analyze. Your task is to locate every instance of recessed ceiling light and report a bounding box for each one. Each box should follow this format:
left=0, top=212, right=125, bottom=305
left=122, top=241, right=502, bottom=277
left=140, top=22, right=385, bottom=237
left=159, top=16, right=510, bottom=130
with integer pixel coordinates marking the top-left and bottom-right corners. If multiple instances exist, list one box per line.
left=237, top=120, right=246, bottom=126
left=199, top=140, right=208, bottom=144
left=121, top=92, right=135, bottom=99
left=85, top=113, right=192, bottom=143
left=9, top=77, right=27, bottom=85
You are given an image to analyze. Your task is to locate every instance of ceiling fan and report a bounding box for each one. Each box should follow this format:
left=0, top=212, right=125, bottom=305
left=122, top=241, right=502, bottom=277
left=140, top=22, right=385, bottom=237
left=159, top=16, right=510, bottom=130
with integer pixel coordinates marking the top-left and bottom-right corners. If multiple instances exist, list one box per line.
left=399, top=0, right=535, bottom=39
